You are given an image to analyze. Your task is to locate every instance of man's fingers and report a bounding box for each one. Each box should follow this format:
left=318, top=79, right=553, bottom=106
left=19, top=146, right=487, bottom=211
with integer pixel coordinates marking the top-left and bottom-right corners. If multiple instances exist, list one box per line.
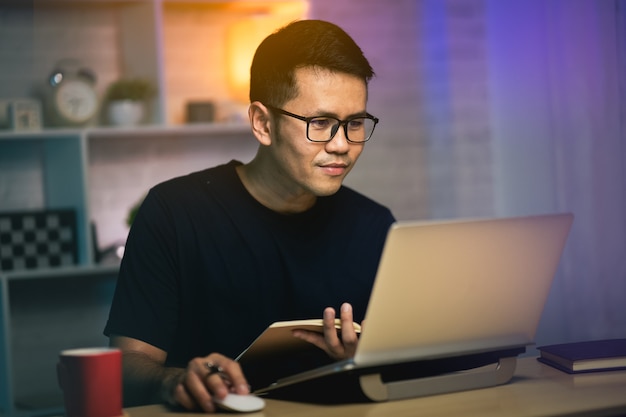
left=340, top=303, right=358, bottom=346
left=293, top=305, right=360, bottom=360
left=323, top=307, right=345, bottom=356
left=183, top=360, right=217, bottom=412
left=210, top=358, right=250, bottom=395
left=292, top=308, right=340, bottom=355
left=174, top=354, right=250, bottom=413
left=292, top=327, right=328, bottom=351
left=171, top=381, right=204, bottom=412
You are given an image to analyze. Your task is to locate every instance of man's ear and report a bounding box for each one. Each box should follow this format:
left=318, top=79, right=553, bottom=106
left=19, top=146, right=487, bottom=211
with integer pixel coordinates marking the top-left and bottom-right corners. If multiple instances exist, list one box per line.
left=248, top=101, right=273, bottom=146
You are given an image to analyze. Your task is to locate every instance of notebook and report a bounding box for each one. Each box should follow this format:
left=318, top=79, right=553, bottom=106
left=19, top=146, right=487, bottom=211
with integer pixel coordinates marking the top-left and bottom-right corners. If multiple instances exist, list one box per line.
left=253, top=212, right=574, bottom=402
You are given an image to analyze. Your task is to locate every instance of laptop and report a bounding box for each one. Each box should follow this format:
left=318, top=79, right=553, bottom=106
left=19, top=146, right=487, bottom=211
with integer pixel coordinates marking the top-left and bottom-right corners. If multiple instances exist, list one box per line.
left=251, top=213, right=574, bottom=402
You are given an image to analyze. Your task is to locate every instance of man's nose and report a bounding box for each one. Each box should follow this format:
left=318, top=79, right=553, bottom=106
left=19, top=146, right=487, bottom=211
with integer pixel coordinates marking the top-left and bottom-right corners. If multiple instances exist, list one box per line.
left=324, top=124, right=351, bottom=153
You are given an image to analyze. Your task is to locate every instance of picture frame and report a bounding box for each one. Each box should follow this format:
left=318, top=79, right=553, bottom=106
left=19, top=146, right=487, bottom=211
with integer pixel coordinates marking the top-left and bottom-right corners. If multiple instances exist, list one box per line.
left=8, top=98, right=43, bottom=131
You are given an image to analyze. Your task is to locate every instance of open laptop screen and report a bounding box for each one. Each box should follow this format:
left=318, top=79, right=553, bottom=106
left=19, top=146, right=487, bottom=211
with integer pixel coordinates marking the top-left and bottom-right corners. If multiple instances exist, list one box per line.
left=355, top=213, right=574, bottom=366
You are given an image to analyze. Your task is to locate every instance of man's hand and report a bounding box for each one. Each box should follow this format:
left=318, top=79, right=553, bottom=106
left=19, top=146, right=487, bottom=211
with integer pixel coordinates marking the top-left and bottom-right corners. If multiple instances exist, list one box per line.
left=164, top=354, right=250, bottom=413
left=292, top=302, right=359, bottom=360
left=110, top=336, right=249, bottom=413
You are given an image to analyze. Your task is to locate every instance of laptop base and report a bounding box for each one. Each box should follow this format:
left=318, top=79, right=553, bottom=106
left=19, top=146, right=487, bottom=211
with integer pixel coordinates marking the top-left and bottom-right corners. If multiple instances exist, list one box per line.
left=360, top=355, right=517, bottom=401
left=257, top=348, right=524, bottom=404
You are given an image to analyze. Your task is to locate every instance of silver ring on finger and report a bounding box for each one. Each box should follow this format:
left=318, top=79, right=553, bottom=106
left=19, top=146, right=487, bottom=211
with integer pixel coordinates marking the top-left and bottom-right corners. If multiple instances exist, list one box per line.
left=204, top=361, right=223, bottom=379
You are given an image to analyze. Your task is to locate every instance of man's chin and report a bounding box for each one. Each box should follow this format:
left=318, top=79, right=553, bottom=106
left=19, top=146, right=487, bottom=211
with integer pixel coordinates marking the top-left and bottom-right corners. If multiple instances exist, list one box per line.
left=311, top=181, right=344, bottom=197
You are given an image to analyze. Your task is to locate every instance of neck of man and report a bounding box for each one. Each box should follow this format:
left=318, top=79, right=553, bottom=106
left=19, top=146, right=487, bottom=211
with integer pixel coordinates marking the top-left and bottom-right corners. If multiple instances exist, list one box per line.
left=236, top=161, right=317, bottom=215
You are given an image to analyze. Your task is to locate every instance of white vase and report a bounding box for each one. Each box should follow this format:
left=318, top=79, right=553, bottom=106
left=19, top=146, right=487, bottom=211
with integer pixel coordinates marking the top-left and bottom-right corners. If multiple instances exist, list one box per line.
left=108, top=100, right=145, bottom=126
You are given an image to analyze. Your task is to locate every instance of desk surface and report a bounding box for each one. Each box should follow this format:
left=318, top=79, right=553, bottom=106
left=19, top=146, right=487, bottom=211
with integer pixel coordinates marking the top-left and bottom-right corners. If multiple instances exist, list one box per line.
left=126, top=357, right=626, bottom=417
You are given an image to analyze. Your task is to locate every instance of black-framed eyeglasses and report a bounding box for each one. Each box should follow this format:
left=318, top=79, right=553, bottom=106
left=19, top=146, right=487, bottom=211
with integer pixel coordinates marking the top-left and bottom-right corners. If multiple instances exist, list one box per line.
left=266, top=105, right=379, bottom=143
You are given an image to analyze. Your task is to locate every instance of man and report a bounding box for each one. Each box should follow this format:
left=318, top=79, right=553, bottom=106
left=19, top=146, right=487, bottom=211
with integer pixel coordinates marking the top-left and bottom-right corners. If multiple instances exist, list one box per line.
left=104, top=19, right=395, bottom=413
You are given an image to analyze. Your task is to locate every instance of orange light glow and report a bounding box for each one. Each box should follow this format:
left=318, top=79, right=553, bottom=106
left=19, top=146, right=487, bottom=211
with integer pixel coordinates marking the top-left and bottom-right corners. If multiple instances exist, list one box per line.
left=227, top=1, right=308, bottom=103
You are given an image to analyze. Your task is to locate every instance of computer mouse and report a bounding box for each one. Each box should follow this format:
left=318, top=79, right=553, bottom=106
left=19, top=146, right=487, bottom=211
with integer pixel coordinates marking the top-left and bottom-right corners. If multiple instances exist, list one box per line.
left=213, top=393, right=266, bottom=413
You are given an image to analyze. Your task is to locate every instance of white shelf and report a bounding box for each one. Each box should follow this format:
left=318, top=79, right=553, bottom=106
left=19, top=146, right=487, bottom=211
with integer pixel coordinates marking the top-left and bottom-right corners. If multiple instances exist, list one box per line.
left=0, top=264, right=120, bottom=282
left=0, top=128, right=84, bottom=141
left=0, top=121, right=250, bottom=141
left=86, top=121, right=250, bottom=138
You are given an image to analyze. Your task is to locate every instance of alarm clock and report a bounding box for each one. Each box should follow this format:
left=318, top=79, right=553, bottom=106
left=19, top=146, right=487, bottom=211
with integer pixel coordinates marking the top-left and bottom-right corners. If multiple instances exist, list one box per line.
left=46, top=60, right=99, bottom=127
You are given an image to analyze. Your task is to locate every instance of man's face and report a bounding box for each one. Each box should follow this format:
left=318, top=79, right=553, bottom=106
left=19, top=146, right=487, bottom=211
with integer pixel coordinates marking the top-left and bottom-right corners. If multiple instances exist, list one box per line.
left=267, top=66, right=368, bottom=199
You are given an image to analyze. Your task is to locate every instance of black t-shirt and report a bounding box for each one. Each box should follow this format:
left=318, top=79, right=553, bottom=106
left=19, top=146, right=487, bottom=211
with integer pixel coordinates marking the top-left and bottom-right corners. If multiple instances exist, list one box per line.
left=104, top=160, right=395, bottom=373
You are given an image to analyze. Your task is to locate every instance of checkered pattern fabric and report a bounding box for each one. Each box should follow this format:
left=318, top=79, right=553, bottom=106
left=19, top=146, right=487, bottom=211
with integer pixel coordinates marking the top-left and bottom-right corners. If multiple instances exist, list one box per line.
left=0, top=210, right=77, bottom=271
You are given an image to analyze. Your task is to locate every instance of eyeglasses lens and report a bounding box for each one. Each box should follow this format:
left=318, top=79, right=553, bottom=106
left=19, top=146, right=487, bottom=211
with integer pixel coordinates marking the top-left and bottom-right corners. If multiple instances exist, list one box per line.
left=307, top=117, right=376, bottom=142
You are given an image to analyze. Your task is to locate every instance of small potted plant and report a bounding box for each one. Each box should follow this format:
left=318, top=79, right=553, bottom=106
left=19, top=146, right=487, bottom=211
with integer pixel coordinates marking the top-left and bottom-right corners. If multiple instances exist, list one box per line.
left=105, top=78, right=156, bottom=126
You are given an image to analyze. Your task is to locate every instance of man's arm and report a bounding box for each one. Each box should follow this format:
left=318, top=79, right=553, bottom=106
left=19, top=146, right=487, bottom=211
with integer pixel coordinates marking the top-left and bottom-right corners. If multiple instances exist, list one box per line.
left=109, top=335, right=249, bottom=413
left=109, top=335, right=182, bottom=406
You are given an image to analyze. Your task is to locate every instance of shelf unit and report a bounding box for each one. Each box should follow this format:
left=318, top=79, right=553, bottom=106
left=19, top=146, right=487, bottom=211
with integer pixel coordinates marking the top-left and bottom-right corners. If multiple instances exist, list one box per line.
left=0, top=124, right=256, bottom=415
left=0, top=122, right=257, bottom=417
left=0, top=1, right=307, bottom=415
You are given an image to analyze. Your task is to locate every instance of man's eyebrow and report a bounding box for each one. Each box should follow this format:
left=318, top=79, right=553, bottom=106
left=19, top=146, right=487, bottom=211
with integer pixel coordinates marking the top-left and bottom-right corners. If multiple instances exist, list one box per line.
left=314, top=110, right=369, bottom=119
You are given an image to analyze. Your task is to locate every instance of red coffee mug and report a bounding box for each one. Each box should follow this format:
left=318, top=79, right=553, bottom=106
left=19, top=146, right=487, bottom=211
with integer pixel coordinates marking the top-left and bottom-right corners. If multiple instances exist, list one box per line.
left=57, top=347, right=123, bottom=417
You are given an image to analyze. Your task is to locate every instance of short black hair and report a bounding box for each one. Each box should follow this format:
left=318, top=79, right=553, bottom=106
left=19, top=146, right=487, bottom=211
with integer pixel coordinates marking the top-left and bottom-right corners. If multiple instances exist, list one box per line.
left=249, top=19, right=374, bottom=106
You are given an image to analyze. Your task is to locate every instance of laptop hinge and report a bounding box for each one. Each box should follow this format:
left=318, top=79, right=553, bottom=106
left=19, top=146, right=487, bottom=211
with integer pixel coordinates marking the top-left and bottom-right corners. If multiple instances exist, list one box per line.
left=359, top=356, right=517, bottom=401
